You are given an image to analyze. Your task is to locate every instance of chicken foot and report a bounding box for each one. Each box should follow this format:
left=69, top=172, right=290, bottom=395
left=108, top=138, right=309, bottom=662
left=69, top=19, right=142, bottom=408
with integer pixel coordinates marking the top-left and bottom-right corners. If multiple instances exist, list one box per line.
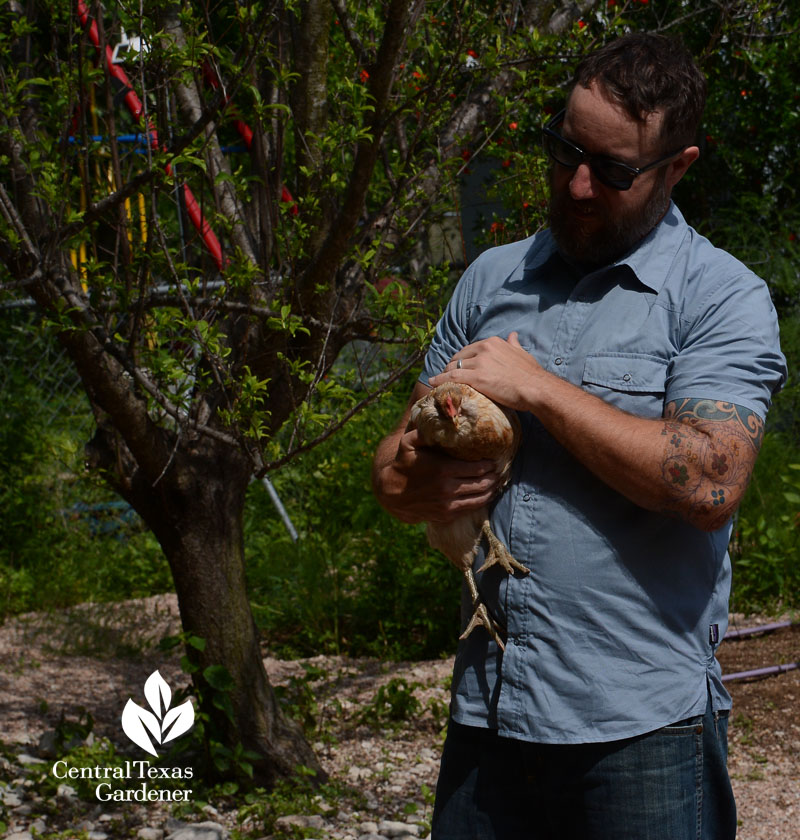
left=477, top=521, right=529, bottom=576
left=460, top=567, right=507, bottom=650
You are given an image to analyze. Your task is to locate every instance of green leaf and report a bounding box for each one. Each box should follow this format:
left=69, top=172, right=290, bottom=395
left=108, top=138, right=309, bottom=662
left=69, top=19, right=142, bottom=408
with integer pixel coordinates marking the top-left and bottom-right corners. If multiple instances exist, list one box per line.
left=187, top=635, right=207, bottom=651
left=203, top=664, right=235, bottom=691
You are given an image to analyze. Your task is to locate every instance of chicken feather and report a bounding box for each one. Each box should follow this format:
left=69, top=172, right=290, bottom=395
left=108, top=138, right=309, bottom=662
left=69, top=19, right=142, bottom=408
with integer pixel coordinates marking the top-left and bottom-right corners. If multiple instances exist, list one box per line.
left=408, top=382, right=527, bottom=649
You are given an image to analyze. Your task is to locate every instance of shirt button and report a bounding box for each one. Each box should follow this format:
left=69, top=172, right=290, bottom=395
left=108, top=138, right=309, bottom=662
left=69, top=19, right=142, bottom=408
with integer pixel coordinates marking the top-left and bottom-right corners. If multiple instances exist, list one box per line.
left=523, top=493, right=531, bottom=501
left=622, top=373, right=632, bottom=382
left=554, top=357, right=563, bottom=366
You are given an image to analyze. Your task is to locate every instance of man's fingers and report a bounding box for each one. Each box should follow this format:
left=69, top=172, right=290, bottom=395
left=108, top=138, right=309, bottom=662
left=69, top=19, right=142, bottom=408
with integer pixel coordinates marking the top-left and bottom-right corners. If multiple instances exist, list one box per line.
left=425, top=492, right=496, bottom=524
left=446, top=474, right=498, bottom=498
left=446, top=458, right=497, bottom=478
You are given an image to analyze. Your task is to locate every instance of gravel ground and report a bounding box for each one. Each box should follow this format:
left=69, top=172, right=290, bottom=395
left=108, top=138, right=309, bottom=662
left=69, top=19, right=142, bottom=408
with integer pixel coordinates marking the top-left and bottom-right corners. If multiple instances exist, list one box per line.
left=1, top=595, right=798, bottom=839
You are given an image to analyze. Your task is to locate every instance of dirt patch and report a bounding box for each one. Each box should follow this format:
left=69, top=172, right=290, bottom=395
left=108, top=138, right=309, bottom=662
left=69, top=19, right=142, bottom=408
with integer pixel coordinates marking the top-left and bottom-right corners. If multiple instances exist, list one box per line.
left=716, top=618, right=800, bottom=838
left=0, top=599, right=798, bottom=839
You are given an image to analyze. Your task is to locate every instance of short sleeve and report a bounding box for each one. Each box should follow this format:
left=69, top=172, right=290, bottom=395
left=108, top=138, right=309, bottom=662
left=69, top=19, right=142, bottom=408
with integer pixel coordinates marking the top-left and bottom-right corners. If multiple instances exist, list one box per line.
left=420, top=264, right=475, bottom=385
left=665, top=272, right=787, bottom=418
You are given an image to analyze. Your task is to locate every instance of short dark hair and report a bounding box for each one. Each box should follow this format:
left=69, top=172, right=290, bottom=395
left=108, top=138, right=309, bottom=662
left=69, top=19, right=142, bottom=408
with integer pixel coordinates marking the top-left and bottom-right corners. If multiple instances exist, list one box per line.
left=571, top=32, right=707, bottom=151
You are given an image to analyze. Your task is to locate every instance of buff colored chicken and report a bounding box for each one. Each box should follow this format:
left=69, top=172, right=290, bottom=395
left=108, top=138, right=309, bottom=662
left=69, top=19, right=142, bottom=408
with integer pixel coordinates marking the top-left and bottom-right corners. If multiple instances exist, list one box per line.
left=409, top=382, right=527, bottom=649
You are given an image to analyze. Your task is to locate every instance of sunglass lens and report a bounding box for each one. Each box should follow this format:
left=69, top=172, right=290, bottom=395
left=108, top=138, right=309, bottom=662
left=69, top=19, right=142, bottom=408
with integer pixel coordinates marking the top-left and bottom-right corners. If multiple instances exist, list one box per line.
left=544, top=133, right=582, bottom=168
left=593, top=161, right=635, bottom=190
left=542, top=126, right=637, bottom=190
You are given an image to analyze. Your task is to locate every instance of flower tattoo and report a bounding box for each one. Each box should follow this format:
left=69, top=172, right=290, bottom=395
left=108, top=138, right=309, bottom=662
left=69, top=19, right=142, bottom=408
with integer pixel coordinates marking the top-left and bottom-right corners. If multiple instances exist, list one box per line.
left=668, top=463, right=689, bottom=486
left=711, top=452, right=729, bottom=475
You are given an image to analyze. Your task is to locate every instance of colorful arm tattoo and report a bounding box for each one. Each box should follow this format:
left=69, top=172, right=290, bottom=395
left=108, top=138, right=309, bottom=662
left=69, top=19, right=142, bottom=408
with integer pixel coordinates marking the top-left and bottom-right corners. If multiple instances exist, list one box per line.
left=660, top=398, right=764, bottom=529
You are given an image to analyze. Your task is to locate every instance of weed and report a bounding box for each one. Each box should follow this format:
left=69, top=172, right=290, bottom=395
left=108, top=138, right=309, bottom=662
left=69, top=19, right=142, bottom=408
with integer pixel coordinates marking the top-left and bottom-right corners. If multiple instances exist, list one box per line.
left=159, top=633, right=262, bottom=787
left=235, top=767, right=360, bottom=839
left=359, top=678, right=422, bottom=728
left=427, top=696, right=449, bottom=733
left=732, top=713, right=755, bottom=747
left=274, top=664, right=325, bottom=735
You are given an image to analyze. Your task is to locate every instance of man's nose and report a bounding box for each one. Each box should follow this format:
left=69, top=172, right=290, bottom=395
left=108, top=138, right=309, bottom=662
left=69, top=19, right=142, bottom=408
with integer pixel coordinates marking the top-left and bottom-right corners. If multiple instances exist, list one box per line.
left=569, top=162, right=599, bottom=200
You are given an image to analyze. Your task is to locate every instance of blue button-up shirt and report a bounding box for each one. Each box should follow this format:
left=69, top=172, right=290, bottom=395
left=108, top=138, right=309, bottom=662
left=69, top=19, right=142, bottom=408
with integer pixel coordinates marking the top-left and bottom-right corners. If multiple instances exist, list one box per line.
left=420, top=203, right=787, bottom=744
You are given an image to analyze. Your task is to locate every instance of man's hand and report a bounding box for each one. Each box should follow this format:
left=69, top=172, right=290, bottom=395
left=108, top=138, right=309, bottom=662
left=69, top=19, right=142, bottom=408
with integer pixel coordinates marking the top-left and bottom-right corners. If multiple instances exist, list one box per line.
left=428, top=332, right=546, bottom=412
left=374, top=427, right=501, bottom=524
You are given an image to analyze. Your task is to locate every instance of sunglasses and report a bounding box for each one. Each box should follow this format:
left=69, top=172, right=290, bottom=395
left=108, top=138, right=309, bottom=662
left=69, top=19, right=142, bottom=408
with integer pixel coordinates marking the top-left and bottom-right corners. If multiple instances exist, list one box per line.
left=542, top=110, right=685, bottom=191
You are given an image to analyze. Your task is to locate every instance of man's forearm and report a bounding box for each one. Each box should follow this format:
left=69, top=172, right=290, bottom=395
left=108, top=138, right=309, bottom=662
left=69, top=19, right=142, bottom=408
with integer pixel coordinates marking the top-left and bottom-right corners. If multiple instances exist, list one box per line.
left=525, top=371, right=762, bottom=531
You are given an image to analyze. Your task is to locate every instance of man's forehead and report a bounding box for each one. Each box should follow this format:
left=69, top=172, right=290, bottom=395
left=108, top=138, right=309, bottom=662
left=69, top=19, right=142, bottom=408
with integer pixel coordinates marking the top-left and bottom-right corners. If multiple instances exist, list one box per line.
left=564, top=82, right=664, bottom=153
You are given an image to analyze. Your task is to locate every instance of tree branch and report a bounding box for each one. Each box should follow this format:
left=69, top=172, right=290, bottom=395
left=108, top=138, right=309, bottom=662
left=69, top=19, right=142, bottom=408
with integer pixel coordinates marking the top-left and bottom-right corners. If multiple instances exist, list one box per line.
left=298, top=0, right=414, bottom=303
left=256, top=345, right=424, bottom=474
left=329, top=0, right=370, bottom=65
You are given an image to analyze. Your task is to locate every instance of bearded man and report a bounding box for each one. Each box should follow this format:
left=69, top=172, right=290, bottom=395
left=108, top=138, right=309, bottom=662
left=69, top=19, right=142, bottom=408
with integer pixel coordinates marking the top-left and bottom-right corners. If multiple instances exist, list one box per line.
left=372, top=33, right=786, bottom=839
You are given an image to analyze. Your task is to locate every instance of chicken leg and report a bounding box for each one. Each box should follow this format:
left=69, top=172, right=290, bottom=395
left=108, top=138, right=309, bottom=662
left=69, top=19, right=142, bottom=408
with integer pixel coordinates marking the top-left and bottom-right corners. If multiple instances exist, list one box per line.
left=460, top=564, right=507, bottom=650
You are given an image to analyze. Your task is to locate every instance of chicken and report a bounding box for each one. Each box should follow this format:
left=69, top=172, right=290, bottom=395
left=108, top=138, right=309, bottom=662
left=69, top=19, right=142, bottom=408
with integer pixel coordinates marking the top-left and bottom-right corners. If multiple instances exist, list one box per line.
left=408, top=382, right=527, bottom=650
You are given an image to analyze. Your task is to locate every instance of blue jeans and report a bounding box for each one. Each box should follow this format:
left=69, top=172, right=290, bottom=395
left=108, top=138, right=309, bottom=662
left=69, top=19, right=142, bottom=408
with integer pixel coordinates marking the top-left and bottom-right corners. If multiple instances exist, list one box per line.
left=431, top=695, right=736, bottom=839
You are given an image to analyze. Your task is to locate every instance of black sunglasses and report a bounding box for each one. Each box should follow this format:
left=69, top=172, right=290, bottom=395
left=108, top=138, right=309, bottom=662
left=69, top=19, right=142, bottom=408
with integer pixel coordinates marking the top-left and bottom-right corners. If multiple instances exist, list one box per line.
left=542, top=110, right=685, bottom=191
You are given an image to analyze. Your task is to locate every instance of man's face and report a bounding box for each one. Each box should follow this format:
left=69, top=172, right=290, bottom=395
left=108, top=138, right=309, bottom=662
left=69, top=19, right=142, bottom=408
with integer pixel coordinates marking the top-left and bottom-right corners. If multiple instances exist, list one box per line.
left=548, top=82, right=672, bottom=269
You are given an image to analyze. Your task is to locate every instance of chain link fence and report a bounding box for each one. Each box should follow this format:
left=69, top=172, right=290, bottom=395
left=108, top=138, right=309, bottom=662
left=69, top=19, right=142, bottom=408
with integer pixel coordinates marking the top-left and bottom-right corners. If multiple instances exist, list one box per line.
left=1, top=303, right=93, bottom=434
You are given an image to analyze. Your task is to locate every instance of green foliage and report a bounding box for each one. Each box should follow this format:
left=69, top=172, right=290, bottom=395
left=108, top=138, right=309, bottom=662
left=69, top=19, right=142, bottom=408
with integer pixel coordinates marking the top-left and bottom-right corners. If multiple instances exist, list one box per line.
left=358, top=677, right=422, bottom=728
left=732, top=446, right=800, bottom=612
left=158, top=632, right=263, bottom=786
left=695, top=196, right=800, bottom=614
left=273, top=664, right=326, bottom=736
left=245, top=374, right=462, bottom=660
left=27, top=735, right=125, bottom=803
left=235, top=768, right=357, bottom=840
left=0, top=319, right=172, bottom=620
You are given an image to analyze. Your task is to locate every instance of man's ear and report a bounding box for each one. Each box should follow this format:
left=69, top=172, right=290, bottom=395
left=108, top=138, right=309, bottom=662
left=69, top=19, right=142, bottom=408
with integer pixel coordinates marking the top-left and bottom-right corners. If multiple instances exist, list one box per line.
left=665, top=146, right=700, bottom=192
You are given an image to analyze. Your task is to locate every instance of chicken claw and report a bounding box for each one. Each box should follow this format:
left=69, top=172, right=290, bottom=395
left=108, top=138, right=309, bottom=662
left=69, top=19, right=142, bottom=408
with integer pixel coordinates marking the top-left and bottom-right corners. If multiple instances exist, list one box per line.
left=477, top=521, right=529, bottom=576
left=460, top=602, right=506, bottom=651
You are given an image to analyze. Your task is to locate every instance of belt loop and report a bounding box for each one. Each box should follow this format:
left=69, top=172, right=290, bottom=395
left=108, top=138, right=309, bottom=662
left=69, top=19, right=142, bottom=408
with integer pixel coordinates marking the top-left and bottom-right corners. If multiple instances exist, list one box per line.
left=709, top=623, right=720, bottom=646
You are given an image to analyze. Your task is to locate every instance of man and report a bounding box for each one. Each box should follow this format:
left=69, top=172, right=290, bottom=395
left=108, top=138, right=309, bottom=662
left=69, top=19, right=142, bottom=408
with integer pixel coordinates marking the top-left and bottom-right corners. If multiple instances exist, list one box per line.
left=372, top=33, right=787, bottom=839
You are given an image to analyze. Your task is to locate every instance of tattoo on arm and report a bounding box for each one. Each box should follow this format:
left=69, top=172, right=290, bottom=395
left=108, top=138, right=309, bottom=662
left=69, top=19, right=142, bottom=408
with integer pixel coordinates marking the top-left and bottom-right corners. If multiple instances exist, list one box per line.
left=659, top=399, right=764, bottom=528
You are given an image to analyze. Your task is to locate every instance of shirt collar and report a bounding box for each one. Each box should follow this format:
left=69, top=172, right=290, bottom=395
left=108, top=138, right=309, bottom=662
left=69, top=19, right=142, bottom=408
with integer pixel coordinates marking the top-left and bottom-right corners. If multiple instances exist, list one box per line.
left=543, top=201, right=689, bottom=294
left=614, top=201, right=689, bottom=293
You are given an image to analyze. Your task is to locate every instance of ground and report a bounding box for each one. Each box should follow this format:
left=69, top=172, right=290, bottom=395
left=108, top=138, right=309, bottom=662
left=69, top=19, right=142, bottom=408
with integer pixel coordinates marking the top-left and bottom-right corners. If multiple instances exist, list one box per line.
left=716, top=616, right=800, bottom=838
left=0, top=596, right=798, bottom=839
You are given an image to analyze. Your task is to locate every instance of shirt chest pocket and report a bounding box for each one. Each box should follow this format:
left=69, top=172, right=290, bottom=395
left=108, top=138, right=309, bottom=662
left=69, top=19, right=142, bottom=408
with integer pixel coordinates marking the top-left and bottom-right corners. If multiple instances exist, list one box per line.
left=581, top=353, right=668, bottom=419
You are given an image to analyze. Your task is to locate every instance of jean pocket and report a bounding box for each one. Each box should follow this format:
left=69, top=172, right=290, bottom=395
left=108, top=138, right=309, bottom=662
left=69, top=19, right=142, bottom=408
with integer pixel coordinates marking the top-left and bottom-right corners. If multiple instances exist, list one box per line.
left=661, top=714, right=704, bottom=735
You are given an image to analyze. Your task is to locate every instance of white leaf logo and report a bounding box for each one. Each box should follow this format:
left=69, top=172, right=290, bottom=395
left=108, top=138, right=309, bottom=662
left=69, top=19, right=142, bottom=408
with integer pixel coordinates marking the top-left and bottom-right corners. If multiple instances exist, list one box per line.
left=121, top=670, right=194, bottom=756
left=144, top=670, right=171, bottom=718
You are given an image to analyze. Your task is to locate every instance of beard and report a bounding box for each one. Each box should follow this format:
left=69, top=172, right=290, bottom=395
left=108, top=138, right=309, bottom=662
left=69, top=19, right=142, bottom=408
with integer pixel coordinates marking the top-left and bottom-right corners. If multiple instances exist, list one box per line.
left=548, top=171, right=669, bottom=269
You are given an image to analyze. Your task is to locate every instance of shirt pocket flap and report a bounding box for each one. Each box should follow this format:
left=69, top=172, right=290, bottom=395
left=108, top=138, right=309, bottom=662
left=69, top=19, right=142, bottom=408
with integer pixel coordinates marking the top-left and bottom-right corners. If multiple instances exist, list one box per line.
left=582, top=353, right=668, bottom=393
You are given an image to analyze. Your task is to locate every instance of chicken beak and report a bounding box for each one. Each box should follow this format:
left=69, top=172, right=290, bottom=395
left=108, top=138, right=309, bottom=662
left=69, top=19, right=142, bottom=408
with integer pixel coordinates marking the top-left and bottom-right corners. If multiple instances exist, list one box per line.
left=444, top=395, right=460, bottom=426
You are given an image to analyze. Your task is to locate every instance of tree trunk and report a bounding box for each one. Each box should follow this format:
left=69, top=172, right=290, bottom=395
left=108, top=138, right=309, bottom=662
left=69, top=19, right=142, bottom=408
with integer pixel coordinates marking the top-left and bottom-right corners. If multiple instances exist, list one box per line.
left=87, top=427, right=325, bottom=786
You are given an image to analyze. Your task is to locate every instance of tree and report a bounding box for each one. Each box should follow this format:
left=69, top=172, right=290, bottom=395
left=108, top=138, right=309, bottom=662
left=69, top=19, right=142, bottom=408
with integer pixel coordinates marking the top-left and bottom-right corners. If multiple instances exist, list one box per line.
left=0, top=0, right=595, bottom=784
